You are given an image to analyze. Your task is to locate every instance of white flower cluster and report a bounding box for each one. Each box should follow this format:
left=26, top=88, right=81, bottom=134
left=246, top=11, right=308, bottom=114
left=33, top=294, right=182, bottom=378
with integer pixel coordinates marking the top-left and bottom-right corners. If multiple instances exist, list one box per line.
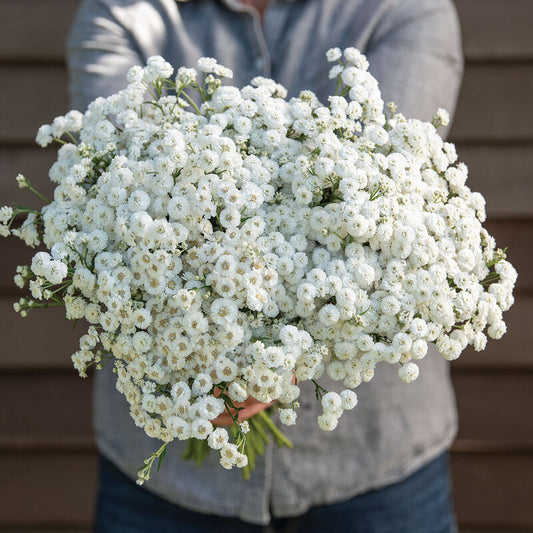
left=2, top=49, right=516, bottom=471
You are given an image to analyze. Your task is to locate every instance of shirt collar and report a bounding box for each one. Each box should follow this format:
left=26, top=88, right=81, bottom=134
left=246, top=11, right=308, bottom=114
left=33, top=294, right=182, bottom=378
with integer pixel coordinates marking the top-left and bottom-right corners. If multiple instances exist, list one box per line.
left=176, top=0, right=297, bottom=3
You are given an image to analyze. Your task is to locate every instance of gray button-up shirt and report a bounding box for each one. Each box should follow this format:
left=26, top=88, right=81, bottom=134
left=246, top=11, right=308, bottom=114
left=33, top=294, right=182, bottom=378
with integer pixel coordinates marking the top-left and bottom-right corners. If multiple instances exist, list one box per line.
left=67, top=0, right=463, bottom=525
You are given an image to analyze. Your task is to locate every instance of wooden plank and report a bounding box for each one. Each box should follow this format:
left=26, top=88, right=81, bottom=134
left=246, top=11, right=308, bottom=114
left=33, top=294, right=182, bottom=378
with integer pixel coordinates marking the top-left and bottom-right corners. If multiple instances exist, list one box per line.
left=458, top=144, right=533, bottom=219
left=0, top=66, right=68, bottom=145
left=452, top=370, right=533, bottom=446
left=0, top=1, right=80, bottom=63
left=484, top=220, right=533, bottom=293
left=449, top=63, right=533, bottom=143
left=1, top=221, right=529, bottom=295
left=1, top=368, right=532, bottom=450
left=1, top=449, right=533, bottom=529
left=0, top=62, right=532, bottom=144
left=0, top=285, right=529, bottom=371
left=0, top=221, right=530, bottom=298
left=0, top=371, right=531, bottom=527
left=0, top=298, right=81, bottom=370
left=456, top=531, right=530, bottom=533
left=0, top=292, right=529, bottom=371
left=454, top=0, right=533, bottom=61
left=453, top=294, right=533, bottom=370
left=452, top=452, right=533, bottom=529
left=2, top=144, right=532, bottom=219
left=0, top=147, right=57, bottom=211
left=461, top=527, right=533, bottom=533
left=1, top=531, right=90, bottom=533
left=0, top=451, right=96, bottom=528
left=0, top=237, right=38, bottom=293
left=493, top=220, right=533, bottom=285
left=0, top=226, right=530, bottom=370
left=0, top=529, right=524, bottom=533
left=3, top=220, right=529, bottom=294
left=1, top=1, right=533, bottom=63
left=0, top=372, right=93, bottom=448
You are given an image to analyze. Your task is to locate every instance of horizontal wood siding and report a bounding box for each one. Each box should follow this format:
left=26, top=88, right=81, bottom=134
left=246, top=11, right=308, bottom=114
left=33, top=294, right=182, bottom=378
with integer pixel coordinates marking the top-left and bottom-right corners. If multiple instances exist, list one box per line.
left=3, top=144, right=532, bottom=218
left=5, top=449, right=532, bottom=530
left=0, top=66, right=68, bottom=144
left=452, top=453, right=533, bottom=529
left=1, top=452, right=97, bottom=529
left=0, top=1, right=79, bottom=63
left=2, top=0, right=533, bottom=63
left=449, top=63, right=533, bottom=142
left=0, top=293, right=531, bottom=371
left=1, top=448, right=533, bottom=529
left=0, top=0, right=532, bottom=530
left=0, top=220, right=529, bottom=296
left=1, top=63, right=531, bottom=145
left=2, top=369, right=532, bottom=449
left=454, top=0, right=533, bottom=61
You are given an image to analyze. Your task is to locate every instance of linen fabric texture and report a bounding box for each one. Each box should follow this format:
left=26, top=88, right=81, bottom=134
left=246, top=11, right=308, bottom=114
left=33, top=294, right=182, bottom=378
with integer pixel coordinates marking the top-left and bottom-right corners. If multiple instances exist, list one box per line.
left=67, top=0, right=463, bottom=525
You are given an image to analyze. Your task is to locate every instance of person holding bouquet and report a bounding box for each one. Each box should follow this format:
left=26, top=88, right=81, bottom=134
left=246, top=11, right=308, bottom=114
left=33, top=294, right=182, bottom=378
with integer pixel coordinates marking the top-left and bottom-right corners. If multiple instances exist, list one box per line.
left=66, top=0, right=463, bottom=531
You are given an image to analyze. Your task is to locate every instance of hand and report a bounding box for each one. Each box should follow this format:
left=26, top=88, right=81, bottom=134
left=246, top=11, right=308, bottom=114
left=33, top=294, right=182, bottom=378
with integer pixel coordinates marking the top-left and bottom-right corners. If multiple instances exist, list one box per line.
left=211, top=375, right=294, bottom=426
left=212, top=393, right=274, bottom=427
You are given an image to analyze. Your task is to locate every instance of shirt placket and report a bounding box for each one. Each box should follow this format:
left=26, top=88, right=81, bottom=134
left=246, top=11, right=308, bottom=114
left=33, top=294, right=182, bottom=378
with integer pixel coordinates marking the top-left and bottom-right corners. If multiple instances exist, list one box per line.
left=209, top=1, right=273, bottom=521
left=220, top=0, right=271, bottom=76
left=216, top=3, right=294, bottom=521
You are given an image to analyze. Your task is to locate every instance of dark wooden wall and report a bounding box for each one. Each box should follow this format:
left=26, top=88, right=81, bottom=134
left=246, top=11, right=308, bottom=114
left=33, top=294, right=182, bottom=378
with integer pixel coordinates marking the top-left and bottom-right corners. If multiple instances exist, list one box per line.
left=0, top=1, right=532, bottom=531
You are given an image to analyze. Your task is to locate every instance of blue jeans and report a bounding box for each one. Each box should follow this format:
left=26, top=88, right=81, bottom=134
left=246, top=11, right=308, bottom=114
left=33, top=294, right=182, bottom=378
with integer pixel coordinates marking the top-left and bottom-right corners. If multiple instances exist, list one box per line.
left=94, top=452, right=457, bottom=532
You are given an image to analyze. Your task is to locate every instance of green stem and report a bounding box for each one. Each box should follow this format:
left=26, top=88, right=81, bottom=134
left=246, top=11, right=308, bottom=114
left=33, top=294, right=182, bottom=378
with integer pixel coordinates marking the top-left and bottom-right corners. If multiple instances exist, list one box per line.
left=137, top=441, right=168, bottom=485
left=249, top=415, right=269, bottom=444
left=16, top=181, right=51, bottom=204
left=64, top=131, right=79, bottom=146
left=257, top=411, right=293, bottom=448
left=180, top=91, right=202, bottom=115
left=311, top=379, right=329, bottom=401
left=141, top=81, right=160, bottom=101
left=12, top=205, right=42, bottom=216
left=20, top=301, right=64, bottom=310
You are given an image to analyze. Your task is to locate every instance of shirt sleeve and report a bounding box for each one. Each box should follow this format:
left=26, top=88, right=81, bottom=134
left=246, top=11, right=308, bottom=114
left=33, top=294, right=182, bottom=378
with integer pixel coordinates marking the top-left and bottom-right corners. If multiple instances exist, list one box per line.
left=66, top=0, right=144, bottom=111
left=365, top=0, right=463, bottom=137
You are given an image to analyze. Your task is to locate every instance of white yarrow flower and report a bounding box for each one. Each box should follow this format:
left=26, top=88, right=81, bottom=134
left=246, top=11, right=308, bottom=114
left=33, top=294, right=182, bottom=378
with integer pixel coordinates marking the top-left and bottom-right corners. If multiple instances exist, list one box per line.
left=3, top=49, right=515, bottom=479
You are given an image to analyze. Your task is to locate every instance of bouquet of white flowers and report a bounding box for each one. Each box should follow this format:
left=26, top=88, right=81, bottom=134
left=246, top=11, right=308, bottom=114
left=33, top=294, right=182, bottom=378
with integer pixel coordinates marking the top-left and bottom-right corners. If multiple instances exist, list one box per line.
left=0, top=48, right=516, bottom=483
